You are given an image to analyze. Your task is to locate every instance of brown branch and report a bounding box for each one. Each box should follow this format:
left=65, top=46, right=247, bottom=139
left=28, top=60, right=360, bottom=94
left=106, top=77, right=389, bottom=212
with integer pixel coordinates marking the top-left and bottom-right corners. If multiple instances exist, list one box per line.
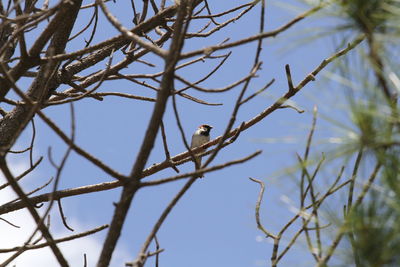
left=285, top=64, right=294, bottom=91
left=249, top=177, right=278, bottom=239
left=0, top=225, right=108, bottom=253
left=191, top=2, right=253, bottom=20
left=0, top=217, right=20, bottom=228
left=0, top=180, right=123, bottom=215
left=240, top=78, right=275, bottom=105
left=346, top=149, right=363, bottom=213
left=68, top=4, right=98, bottom=42
left=160, top=121, right=179, bottom=173
left=57, top=199, right=74, bottom=232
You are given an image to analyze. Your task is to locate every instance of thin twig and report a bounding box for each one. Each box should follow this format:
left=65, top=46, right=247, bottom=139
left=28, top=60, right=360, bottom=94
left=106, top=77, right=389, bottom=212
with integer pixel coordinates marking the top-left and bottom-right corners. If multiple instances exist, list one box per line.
left=160, top=121, right=179, bottom=173
left=0, top=157, right=43, bottom=191
left=249, top=177, right=278, bottom=239
left=0, top=217, right=20, bottom=228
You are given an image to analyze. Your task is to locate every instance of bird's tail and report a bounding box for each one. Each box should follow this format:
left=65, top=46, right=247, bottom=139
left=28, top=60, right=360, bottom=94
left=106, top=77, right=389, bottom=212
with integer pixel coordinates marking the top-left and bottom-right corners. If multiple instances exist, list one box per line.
left=194, top=156, right=204, bottom=178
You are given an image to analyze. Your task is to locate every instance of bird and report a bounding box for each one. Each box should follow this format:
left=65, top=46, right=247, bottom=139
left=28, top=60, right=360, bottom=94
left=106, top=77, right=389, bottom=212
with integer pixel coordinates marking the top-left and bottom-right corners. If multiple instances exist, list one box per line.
left=190, top=124, right=213, bottom=177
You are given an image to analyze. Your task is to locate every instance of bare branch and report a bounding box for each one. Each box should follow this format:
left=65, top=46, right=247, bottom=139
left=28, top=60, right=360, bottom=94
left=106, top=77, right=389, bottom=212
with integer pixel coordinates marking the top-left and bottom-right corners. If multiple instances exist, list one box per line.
left=249, top=177, right=278, bottom=239
left=0, top=225, right=108, bottom=253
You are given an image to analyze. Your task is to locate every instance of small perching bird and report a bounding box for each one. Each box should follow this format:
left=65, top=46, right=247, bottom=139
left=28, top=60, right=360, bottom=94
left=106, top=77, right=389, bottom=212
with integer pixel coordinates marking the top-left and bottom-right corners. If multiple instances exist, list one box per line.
left=190, top=124, right=213, bottom=177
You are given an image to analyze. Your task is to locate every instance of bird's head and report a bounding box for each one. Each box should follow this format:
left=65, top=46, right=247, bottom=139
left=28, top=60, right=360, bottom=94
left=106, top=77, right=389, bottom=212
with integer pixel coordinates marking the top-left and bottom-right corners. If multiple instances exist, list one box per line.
left=198, top=124, right=213, bottom=135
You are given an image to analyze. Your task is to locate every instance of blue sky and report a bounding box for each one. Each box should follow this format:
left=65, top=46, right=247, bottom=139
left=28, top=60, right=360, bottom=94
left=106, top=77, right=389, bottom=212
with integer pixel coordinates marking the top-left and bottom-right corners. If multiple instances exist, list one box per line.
left=0, top=0, right=362, bottom=266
